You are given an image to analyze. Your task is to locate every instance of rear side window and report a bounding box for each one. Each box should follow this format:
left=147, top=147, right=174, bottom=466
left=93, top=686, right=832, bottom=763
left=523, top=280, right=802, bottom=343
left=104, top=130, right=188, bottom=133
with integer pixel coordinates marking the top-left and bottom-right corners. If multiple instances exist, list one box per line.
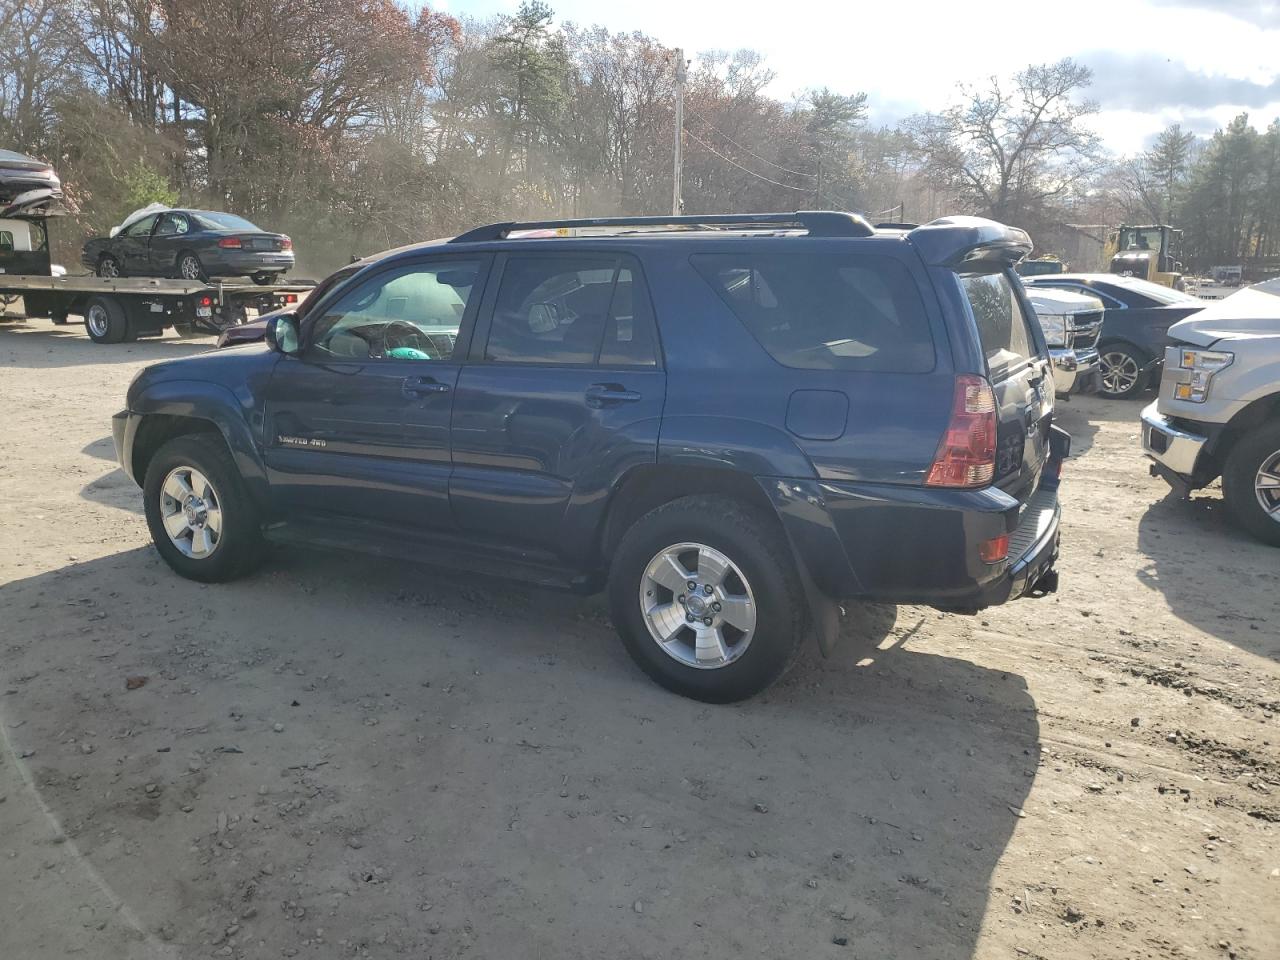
left=960, top=273, right=1034, bottom=367
left=691, top=252, right=934, bottom=372
left=486, top=255, right=656, bottom=366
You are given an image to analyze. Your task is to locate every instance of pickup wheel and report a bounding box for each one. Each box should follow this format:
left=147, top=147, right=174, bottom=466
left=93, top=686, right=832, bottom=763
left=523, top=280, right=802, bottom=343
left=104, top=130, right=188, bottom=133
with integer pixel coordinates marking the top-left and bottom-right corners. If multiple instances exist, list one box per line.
left=607, top=496, right=806, bottom=703
left=84, top=296, right=128, bottom=344
left=1098, top=344, right=1146, bottom=399
left=142, top=435, right=267, bottom=582
left=1222, top=421, right=1280, bottom=547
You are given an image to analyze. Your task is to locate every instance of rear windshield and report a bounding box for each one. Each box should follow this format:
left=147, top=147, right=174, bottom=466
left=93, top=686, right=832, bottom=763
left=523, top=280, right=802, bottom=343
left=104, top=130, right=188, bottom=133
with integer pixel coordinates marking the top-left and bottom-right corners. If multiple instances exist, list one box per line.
left=691, top=252, right=935, bottom=372
left=192, top=211, right=261, bottom=232
left=960, top=272, right=1035, bottom=368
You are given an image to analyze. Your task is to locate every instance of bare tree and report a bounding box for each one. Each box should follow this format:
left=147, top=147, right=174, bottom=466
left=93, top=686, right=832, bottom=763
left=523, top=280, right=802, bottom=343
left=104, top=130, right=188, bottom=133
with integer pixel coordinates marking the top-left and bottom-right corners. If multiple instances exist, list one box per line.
left=910, top=59, right=1101, bottom=229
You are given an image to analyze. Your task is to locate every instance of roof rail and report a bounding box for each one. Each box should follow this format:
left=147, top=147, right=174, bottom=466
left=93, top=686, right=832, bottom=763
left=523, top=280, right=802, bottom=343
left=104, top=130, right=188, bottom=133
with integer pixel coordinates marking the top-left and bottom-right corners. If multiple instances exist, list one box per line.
left=449, top=211, right=875, bottom=243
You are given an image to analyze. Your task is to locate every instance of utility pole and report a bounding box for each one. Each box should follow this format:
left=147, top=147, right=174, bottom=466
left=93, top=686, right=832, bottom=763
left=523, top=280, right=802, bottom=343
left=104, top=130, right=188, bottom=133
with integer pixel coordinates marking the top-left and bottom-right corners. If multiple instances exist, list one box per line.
left=672, top=49, right=686, bottom=216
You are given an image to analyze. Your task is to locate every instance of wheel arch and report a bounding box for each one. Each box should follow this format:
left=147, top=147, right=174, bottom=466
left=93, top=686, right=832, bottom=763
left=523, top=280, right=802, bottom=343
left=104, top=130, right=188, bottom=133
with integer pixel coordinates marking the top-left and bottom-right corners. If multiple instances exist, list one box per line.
left=129, top=381, right=270, bottom=511
left=1207, top=392, right=1280, bottom=470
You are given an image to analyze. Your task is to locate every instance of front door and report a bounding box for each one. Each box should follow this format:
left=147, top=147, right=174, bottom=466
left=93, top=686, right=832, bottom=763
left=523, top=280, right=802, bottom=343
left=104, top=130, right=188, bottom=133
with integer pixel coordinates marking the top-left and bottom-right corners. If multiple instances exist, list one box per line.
left=450, top=252, right=665, bottom=555
left=116, top=213, right=159, bottom=273
left=263, top=255, right=489, bottom=530
left=150, top=211, right=194, bottom=276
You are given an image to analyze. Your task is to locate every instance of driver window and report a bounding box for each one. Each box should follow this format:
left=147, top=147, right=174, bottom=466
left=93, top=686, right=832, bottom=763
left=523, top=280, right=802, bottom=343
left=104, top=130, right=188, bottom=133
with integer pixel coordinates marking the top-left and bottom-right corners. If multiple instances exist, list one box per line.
left=124, top=214, right=158, bottom=237
left=307, top=260, right=481, bottom=362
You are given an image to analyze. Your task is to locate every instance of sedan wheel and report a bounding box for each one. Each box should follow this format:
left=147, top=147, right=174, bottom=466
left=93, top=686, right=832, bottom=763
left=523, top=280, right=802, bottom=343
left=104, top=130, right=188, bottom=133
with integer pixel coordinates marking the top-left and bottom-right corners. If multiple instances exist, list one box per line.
left=1099, top=348, right=1143, bottom=399
left=96, top=256, right=120, bottom=279
left=178, top=254, right=205, bottom=281
left=158, top=465, right=223, bottom=559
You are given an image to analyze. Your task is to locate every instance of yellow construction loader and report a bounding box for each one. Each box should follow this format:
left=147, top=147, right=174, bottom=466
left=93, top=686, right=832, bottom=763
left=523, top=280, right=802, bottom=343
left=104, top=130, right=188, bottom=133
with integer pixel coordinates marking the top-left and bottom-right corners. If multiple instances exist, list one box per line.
left=1104, top=225, right=1185, bottom=289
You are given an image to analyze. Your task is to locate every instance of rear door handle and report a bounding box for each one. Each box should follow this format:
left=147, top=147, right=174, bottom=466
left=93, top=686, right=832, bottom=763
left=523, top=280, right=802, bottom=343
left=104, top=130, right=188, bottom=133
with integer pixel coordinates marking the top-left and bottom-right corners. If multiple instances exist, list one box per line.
left=402, top=376, right=451, bottom=398
left=585, top=383, right=642, bottom=407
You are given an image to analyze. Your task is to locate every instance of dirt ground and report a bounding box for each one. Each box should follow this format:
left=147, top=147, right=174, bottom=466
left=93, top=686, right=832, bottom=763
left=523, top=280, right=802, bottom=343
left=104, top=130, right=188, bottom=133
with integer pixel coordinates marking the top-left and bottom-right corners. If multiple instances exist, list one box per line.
left=1, top=316, right=1277, bottom=960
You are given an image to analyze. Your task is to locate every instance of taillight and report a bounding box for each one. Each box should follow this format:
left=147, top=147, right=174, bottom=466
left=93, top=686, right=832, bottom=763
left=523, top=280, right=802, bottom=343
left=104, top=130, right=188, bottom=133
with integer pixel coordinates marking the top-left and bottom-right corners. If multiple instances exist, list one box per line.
left=979, top=534, right=1010, bottom=563
left=198, top=294, right=213, bottom=307
left=283, top=294, right=298, bottom=304
left=925, top=374, right=997, bottom=488
left=280, top=237, right=292, bottom=251
left=218, top=237, right=242, bottom=249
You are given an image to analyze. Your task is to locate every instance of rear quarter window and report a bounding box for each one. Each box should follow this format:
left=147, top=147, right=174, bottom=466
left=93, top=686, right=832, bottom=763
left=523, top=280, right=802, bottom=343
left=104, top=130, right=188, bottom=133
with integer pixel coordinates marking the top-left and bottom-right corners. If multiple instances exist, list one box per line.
left=691, top=252, right=935, bottom=372
left=960, top=272, right=1035, bottom=369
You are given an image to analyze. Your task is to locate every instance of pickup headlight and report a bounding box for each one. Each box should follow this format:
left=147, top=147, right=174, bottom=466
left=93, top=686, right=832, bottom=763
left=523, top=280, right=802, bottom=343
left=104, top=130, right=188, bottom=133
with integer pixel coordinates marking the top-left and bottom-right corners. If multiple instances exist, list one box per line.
left=1173, top=348, right=1233, bottom=402
left=1038, top=313, right=1070, bottom=348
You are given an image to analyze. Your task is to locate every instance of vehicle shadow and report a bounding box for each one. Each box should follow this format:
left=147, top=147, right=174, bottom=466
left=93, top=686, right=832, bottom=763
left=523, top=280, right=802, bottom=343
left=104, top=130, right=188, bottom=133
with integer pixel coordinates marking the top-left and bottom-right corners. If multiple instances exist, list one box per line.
left=0, top=546, right=1037, bottom=960
left=0, top=317, right=214, bottom=367
left=1136, top=489, right=1280, bottom=662
left=1053, top=393, right=1146, bottom=457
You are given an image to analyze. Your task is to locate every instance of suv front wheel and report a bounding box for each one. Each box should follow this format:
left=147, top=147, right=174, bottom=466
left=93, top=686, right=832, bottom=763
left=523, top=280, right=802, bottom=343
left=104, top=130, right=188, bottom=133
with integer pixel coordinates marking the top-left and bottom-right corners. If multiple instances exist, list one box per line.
left=143, top=435, right=267, bottom=581
left=607, top=496, right=806, bottom=702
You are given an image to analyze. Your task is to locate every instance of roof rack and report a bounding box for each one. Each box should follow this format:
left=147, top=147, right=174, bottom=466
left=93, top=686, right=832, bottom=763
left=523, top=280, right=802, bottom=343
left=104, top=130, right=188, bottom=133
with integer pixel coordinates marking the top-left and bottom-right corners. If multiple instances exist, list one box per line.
left=449, top=211, right=875, bottom=243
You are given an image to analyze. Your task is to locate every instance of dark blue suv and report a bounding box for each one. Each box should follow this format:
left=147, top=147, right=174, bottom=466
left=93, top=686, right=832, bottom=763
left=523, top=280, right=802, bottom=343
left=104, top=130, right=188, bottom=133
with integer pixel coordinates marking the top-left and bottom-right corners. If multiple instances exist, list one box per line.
left=113, top=212, right=1067, bottom=702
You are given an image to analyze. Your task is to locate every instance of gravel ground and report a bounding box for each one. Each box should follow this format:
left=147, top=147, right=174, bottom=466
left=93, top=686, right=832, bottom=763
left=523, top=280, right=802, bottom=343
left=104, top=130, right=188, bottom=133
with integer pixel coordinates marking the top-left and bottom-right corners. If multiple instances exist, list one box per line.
left=1, top=316, right=1277, bottom=960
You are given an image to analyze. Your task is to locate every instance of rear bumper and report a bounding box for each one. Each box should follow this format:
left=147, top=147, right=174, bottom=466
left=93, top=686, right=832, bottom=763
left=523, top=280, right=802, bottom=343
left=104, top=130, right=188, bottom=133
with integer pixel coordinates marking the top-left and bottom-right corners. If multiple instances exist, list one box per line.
left=763, top=428, right=1068, bottom=612
left=207, top=251, right=295, bottom=275
left=1050, top=347, right=1100, bottom=396
left=1141, top=401, right=1206, bottom=479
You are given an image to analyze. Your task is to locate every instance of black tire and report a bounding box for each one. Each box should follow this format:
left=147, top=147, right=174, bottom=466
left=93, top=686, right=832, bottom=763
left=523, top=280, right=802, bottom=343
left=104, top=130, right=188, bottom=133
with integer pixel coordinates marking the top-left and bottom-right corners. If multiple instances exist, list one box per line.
left=96, top=255, right=122, bottom=279
left=1098, top=343, right=1148, bottom=399
left=142, top=435, right=267, bottom=582
left=250, top=271, right=278, bottom=286
left=1222, top=422, right=1280, bottom=547
left=177, top=251, right=206, bottom=282
left=83, top=296, right=128, bottom=344
left=50, top=310, right=69, bottom=325
left=607, top=495, right=807, bottom=703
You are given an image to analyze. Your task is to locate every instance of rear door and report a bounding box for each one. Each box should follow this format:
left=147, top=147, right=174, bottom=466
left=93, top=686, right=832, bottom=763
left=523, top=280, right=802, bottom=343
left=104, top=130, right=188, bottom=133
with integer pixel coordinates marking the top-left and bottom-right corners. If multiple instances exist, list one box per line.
left=449, top=251, right=665, bottom=554
left=958, top=270, right=1053, bottom=502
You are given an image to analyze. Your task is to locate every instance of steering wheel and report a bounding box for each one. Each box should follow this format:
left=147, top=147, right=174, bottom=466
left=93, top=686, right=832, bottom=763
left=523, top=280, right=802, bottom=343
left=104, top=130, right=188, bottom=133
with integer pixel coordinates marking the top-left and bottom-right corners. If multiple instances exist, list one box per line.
left=380, top=320, right=432, bottom=359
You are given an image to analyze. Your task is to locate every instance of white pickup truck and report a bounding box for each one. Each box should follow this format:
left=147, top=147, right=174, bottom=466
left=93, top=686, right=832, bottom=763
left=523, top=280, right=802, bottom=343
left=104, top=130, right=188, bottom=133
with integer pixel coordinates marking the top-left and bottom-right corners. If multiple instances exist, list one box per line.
left=1142, top=279, right=1280, bottom=545
left=1025, top=286, right=1103, bottom=397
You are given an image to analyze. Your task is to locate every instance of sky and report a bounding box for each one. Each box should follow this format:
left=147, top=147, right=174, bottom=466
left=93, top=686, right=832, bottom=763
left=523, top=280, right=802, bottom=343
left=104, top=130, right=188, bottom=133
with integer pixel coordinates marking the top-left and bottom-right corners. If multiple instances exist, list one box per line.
left=433, top=0, right=1280, bottom=155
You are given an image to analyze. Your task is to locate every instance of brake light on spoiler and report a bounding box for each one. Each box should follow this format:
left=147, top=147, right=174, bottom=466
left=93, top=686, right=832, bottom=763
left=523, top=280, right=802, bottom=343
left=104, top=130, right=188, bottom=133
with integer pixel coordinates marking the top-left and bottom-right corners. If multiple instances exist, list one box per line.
left=925, top=374, right=997, bottom=488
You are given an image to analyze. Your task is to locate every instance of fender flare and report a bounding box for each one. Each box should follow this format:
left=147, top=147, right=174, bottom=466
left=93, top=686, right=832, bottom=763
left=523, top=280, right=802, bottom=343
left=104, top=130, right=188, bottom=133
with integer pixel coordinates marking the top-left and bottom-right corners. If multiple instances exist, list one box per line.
left=130, top=379, right=269, bottom=510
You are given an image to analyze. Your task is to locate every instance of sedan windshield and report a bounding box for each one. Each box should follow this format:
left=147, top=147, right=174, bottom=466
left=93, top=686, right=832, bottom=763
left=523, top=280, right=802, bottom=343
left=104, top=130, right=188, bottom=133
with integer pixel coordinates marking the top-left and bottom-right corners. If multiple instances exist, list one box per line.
left=192, top=211, right=262, bottom=232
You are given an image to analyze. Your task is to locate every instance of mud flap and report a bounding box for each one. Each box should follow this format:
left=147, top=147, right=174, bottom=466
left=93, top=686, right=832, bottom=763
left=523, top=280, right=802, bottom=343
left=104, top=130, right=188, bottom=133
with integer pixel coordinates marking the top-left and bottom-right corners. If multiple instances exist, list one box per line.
left=793, top=552, right=843, bottom=657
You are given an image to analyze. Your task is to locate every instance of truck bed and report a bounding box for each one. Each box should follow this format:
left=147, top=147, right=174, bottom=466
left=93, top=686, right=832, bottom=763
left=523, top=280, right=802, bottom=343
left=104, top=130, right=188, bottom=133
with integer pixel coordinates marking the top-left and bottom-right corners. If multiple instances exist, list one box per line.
left=0, top=273, right=313, bottom=299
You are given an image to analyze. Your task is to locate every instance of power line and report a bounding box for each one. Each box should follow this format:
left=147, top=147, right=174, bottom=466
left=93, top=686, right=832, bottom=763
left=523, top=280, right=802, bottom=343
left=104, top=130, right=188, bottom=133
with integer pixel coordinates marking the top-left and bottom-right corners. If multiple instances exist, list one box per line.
left=684, top=128, right=813, bottom=194
left=685, top=108, right=817, bottom=181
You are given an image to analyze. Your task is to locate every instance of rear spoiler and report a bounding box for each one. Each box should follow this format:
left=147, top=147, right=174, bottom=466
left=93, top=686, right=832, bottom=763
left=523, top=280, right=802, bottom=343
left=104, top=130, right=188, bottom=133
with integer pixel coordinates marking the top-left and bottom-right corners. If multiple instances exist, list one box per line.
left=906, top=216, right=1032, bottom=268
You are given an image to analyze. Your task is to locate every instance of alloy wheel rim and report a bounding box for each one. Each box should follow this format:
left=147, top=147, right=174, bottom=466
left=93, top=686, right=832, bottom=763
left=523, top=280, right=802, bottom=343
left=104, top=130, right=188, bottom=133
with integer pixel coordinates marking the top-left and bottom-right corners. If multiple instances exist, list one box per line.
left=639, top=542, right=757, bottom=669
left=1254, top=449, right=1280, bottom=521
left=99, top=258, right=118, bottom=278
left=159, top=466, right=223, bottom=558
left=180, top=256, right=201, bottom=280
left=1100, top=352, right=1140, bottom=395
left=86, top=304, right=109, bottom=337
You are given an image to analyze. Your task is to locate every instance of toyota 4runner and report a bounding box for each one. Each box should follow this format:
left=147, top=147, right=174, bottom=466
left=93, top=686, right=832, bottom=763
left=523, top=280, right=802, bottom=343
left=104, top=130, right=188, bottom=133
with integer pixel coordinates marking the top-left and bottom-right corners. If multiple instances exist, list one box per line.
left=113, top=212, right=1068, bottom=702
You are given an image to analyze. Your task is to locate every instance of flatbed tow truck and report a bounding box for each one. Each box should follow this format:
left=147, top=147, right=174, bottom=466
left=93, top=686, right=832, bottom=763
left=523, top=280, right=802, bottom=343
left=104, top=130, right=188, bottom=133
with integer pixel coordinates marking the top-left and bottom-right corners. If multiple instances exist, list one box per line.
left=0, top=188, right=312, bottom=343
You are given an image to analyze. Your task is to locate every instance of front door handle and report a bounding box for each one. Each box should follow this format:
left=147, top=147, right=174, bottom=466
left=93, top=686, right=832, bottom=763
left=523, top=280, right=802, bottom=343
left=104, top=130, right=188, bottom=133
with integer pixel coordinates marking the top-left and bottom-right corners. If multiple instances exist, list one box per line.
left=402, top=376, right=451, bottom=398
left=585, top=382, right=642, bottom=407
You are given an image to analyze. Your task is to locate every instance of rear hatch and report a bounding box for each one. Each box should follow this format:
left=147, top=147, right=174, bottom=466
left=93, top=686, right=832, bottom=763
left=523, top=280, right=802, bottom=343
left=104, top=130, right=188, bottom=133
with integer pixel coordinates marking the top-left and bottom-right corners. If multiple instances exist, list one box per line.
left=958, top=270, right=1054, bottom=504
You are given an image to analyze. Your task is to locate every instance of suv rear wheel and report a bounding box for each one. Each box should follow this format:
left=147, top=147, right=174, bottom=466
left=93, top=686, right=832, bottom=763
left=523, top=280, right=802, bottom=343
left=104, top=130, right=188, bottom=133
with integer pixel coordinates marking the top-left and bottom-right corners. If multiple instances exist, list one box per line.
left=1222, top=421, right=1280, bottom=546
left=143, top=435, right=267, bottom=581
left=607, top=496, right=806, bottom=702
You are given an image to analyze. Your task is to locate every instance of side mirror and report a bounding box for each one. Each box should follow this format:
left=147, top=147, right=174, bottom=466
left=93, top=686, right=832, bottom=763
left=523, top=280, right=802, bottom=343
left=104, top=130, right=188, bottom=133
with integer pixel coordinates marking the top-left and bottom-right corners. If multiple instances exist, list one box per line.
left=265, top=313, right=300, bottom=355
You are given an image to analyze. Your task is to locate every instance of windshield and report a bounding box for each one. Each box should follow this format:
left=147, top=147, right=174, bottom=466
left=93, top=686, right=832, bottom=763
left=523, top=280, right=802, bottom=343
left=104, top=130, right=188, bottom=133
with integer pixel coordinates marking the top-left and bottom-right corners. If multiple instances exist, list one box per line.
left=1110, top=276, right=1200, bottom=304
left=192, top=211, right=262, bottom=232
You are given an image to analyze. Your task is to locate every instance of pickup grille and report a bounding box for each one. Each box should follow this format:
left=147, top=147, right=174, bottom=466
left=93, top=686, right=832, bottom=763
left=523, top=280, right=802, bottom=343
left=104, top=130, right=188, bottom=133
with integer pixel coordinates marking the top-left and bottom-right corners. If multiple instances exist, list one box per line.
left=1070, top=310, right=1103, bottom=350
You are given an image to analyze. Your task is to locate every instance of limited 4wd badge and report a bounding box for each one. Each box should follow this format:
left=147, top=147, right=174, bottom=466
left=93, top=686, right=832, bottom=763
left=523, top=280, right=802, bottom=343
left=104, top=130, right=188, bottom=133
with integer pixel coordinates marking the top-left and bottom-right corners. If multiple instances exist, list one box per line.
left=279, top=435, right=326, bottom=448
